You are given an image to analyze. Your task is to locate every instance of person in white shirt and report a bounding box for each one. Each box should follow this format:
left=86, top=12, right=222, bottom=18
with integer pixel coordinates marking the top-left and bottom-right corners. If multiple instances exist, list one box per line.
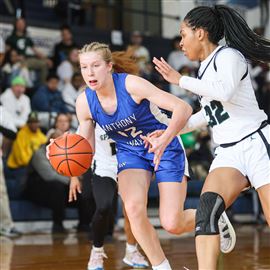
left=127, top=31, right=150, bottom=75
left=62, top=73, right=84, bottom=112
left=0, top=76, right=31, bottom=129
left=151, top=4, right=270, bottom=270
left=57, top=47, right=79, bottom=90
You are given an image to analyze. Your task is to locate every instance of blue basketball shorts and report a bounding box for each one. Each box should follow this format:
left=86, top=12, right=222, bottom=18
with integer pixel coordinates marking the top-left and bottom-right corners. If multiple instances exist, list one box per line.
left=116, top=147, right=185, bottom=183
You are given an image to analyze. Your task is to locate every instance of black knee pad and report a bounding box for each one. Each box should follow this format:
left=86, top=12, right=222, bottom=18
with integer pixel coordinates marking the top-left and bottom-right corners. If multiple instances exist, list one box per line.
left=195, top=192, right=225, bottom=236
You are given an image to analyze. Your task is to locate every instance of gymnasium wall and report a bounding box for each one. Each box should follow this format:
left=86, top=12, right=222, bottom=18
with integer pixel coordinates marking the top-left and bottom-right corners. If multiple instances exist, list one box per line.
left=161, top=0, right=270, bottom=39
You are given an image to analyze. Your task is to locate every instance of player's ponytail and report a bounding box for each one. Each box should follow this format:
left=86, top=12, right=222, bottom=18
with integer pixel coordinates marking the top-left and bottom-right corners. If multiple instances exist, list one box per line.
left=184, top=5, right=270, bottom=63
left=112, top=51, right=139, bottom=75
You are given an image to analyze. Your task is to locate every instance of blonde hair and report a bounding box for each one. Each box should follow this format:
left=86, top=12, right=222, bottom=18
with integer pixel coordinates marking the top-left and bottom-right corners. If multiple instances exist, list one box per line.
left=79, top=42, right=112, bottom=63
left=79, top=42, right=139, bottom=75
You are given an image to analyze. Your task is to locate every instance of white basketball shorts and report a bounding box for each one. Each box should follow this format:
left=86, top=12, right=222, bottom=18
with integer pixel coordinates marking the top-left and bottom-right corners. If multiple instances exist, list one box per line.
left=210, top=125, right=270, bottom=190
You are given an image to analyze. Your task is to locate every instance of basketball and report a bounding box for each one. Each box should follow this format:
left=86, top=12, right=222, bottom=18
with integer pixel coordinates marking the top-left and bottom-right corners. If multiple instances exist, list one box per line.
left=48, top=133, right=93, bottom=177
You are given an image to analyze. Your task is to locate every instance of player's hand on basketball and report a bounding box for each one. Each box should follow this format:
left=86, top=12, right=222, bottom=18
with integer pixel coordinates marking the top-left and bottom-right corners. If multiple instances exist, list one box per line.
left=69, top=177, right=82, bottom=202
left=46, top=132, right=69, bottom=160
left=152, top=57, right=181, bottom=85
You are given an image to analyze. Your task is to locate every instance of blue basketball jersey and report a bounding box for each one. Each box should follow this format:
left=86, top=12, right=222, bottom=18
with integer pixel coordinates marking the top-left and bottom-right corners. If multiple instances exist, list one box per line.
left=85, top=73, right=185, bottom=182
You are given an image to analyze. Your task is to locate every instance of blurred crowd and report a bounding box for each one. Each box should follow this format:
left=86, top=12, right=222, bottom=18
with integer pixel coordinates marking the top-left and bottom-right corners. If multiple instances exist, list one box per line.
left=0, top=18, right=269, bottom=238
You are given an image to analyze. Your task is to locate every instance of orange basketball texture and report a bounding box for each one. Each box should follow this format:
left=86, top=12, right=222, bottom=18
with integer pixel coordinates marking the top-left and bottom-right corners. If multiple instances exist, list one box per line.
left=49, top=134, right=93, bottom=177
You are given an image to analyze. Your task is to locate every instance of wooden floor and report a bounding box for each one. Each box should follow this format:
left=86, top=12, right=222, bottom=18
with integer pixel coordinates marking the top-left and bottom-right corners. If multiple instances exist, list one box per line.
left=1, top=225, right=270, bottom=270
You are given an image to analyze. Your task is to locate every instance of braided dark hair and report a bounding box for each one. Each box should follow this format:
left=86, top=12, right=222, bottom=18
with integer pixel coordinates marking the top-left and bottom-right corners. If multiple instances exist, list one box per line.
left=184, top=5, right=270, bottom=63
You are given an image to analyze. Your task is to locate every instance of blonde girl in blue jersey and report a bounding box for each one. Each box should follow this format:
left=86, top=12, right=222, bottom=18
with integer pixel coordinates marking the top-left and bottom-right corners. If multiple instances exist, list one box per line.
left=75, top=42, right=192, bottom=270
left=151, top=4, right=270, bottom=270
left=47, top=42, right=234, bottom=270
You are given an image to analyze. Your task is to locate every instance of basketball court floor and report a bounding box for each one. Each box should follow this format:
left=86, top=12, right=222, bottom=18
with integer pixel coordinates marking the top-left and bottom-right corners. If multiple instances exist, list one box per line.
left=1, top=222, right=269, bottom=270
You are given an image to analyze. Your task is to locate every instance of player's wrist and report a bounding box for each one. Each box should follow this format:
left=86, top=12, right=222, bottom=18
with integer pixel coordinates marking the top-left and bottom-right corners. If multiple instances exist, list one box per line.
left=160, top=131, right=174, bottom=146
left=174, top=73, right=181, bottom=85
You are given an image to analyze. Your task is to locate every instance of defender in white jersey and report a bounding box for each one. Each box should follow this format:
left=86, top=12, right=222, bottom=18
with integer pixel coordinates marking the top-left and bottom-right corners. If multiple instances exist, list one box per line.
left=152, top=4, right=270, bottom=270
left=69, top=124, right=149, bottom=270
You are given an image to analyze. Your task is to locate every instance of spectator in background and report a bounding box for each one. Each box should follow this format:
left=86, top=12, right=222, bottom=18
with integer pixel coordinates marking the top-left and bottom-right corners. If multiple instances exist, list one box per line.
left=57, top=47, right=80, bottom=89
left=127, top=31, right=150, bottom=75
left=3, top=111, right=46, bottom=205
left=167, top=36, right=198, bottom=72
left=46, top=113, right=71, bottom=139
left=5, top=18, right=52, bottom=84
left=53, top=25, right=77, bottom=68
left=0, top=106, right=21, bottom=238
left=6, top=112, right=47, bottom=169
left=2, top=49, right=33, bottom=89
left=141, top=62, right=162, bottom=86
left=62, top=73, right=84, bottom=111
left=61, top=73, right=84, bottom=130
left=0, top=76, right=31, bottom=129
left=31, top=74, right=69, bottom=113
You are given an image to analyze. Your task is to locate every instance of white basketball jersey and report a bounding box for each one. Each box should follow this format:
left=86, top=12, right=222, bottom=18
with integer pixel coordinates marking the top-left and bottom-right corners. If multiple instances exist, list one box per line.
left=93, top=123, right=117, bottom=181
left=180, top=46, right=267, bottom=144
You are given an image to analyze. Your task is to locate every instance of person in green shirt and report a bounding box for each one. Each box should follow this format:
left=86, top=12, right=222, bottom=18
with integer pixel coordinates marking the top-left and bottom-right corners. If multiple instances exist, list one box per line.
left=5, top=18, right=52, bottom=84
